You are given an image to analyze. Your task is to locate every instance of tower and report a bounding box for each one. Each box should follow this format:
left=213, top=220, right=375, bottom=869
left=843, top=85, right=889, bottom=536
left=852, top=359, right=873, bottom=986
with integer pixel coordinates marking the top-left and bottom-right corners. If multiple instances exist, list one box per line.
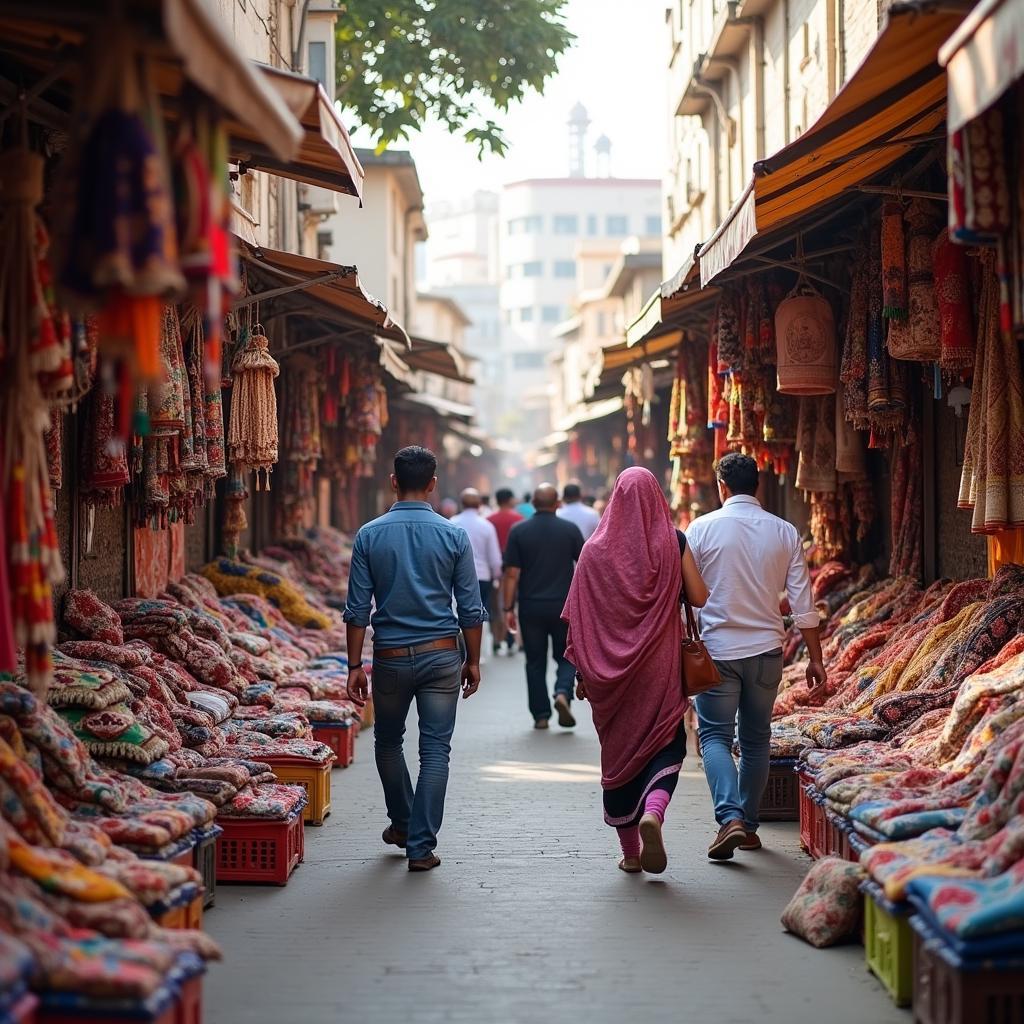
left=568, top=102, right=590, bottom=178
left=594, top=134, right=612, bottom=178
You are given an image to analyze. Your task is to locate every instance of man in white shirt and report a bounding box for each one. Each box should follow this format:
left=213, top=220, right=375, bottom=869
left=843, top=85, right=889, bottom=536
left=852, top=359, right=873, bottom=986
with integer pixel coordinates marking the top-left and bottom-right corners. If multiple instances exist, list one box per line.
left=686, top=453, right=826, bottom=861
left=451, top=489, right=503, bottom=650
left=556, top=483, right=600, bottom=540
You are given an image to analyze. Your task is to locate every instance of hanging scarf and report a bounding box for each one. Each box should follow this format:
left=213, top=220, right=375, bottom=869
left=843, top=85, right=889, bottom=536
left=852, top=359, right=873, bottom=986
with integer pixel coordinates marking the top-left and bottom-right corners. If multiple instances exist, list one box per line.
left=716, top=289, right=742, bottom=374
left=80, top=389, right=130, bottom=506
left=958, top=252, right=1024, bottom=533
left=840, top=260, right=870, bottom=429
left=890, top=434, right=923, bottom=579
left=934, top=228, right=975, bottom=374
left=707, top=334, right=727, bottom=428
left=889, top=198, right=942, bottom=361
left=227, top=325, right=279, bottom=487
left=881, top=200, right=907, bottom=319
left=949, top=107, right=1011, bottom=245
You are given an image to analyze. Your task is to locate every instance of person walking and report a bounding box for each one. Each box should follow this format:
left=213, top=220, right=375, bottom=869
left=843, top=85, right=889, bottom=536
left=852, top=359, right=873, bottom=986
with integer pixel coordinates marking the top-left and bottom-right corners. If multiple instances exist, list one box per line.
left=557, top=482, right=601, bottom=540
left=563, top=467, right=708, bottom=874
left=515, top=492, right=535, bottom=519
left=502, top=484, right=584, bottom=729
left=685, top=452, right=826, bottom=861
left=344, top=446, right=486, bottom=873
left=487, top=489, right=524, bottom=656
left=450, top=489, right=503, bottom=654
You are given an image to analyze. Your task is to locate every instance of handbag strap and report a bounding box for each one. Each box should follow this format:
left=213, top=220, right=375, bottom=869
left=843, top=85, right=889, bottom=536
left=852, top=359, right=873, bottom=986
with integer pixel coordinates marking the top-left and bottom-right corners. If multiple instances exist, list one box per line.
left=682, top=596, right=700, bottom=641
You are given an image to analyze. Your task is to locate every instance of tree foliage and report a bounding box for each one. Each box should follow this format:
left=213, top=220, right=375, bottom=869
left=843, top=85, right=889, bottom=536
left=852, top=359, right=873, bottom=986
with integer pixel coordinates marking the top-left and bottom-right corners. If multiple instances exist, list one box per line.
left=335, top=1, right=574, bottom=157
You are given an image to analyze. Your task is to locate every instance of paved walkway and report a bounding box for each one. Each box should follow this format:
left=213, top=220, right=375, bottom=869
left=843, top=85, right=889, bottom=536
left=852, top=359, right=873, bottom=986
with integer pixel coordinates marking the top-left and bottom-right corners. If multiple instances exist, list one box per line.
left=206, top=651, right=904, bottom=1024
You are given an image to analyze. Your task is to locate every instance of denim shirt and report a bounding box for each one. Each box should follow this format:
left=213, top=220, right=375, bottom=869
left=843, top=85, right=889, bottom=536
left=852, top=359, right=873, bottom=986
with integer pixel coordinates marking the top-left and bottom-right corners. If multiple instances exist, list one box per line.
left=343, top=501, right=488, bottom=649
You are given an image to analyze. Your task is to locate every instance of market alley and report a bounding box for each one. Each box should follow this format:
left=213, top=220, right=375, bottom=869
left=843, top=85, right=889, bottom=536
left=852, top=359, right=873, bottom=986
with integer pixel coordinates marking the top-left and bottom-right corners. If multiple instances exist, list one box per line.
left=204, top=653, right=903, bottom=1024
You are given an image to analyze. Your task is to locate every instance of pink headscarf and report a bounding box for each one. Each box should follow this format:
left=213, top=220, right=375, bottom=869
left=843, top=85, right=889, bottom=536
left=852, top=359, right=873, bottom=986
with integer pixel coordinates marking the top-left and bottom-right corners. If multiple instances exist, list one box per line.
left=562, top=467, right=685, bottom=789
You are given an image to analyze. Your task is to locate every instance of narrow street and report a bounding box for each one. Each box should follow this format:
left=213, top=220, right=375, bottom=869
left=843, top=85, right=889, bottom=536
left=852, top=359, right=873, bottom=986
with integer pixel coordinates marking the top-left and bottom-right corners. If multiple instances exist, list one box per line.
left=205, top=652, right=902, bottom=1024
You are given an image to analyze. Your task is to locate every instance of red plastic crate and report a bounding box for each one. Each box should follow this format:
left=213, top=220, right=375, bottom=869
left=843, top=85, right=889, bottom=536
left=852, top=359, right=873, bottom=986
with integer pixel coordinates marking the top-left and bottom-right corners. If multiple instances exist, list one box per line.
left=798, top=777, right=814, bottom=854
left=312, top=721, right=355, bottom=768
left=176, top=974, right=202, bottom=1024
left=811, top=800, right=829, bottom=860
left=216, top=810, right=304, bottom=885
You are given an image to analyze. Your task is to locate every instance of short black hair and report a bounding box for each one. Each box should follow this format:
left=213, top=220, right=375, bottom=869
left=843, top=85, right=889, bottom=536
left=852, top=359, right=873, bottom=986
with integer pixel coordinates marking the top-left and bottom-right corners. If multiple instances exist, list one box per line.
left=582, top=495, right=596, bottom=507
left=495, top=487, right=514, bottom=504
left=563, top=483, right=582, bottom=502
left=522, top=492, right=532, bottom=503
left=394, top=446, right=437, bottom=492
left=716, top=452, right=759, bottom=496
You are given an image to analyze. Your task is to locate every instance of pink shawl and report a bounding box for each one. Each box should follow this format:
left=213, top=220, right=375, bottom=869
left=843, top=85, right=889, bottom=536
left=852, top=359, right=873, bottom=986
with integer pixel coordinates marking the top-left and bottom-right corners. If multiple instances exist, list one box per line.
left=562, top=467, right=685, bottom=789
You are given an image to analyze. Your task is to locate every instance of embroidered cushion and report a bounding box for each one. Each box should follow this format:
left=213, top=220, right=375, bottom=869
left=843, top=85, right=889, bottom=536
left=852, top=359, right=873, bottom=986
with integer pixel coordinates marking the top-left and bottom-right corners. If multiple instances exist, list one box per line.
left=781, top=857, right=866, bottom=947
left=64, top=589, right=124, bottom=645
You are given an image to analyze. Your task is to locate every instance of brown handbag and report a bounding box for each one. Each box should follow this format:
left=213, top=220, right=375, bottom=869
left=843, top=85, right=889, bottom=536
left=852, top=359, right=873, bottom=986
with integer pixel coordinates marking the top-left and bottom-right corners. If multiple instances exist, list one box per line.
left=681, top=597, right=721, bottom=697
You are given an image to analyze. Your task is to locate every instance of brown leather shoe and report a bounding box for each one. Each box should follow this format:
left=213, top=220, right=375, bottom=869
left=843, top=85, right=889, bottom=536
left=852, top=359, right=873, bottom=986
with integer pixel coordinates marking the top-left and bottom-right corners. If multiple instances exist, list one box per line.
left=382, top=826, right=407, bottom=849
left=740, top=832, right=762, bottom=852
left=534, top=718, right=550, bottom=730
left=708, top=820, right=746, bottom=860
left=554, top=693, right=576, bottom=728
left=408, top=854, right=441, bottom=872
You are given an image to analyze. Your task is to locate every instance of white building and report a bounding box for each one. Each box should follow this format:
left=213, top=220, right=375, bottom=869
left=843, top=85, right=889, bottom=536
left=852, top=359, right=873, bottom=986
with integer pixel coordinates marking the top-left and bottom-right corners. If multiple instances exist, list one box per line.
left=499, top=172, right=661, bottom=441
left=423, top=192, right=503, bottom=434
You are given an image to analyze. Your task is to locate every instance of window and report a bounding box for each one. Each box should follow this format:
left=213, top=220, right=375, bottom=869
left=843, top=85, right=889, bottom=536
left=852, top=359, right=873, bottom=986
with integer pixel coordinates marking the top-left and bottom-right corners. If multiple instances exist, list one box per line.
left=307, top=41, right=328, bottom=87
left=513, top=351, right=546, bottom=369
left=586, top=214, right=598, bottom=236
left=541, top=305, right=562, bottom=323
left=553, top=214, right=579, bottom=235
left=507, top=215, right=542, bottom=235
left=606, top=214, right=629, bottom=235
left=510, top=260, right=542, bottom=278
left=518, top=306, right=535, bottom=323
left=553, top=260, right=576, bottom=279
left=645, top=214, right=663, bottom=236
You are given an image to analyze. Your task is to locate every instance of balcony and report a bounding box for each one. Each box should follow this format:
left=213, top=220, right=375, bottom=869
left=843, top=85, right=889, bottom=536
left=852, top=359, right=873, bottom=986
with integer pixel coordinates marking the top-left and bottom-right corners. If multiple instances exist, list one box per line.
left=674, top=0, right=756, bottom=116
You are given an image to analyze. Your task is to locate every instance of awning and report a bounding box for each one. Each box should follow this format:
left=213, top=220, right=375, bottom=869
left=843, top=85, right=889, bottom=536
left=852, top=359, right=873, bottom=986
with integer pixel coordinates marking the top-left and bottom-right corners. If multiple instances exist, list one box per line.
left=230, top=65, right=364, bottom=199
left=698, top=1, right=967, bottom=286
left=400, top=393, right=476, bottom=422
left=625, top=255, right=718, bottom=348
left=237, top=243, right=407, bottom=345
left=0, top=1, right=301, bottom=162
left=940, top=0, right=1024, bottom=133
left=556, top=396, right=624, bottom=432
left=403, top=336, right=474, bottom=385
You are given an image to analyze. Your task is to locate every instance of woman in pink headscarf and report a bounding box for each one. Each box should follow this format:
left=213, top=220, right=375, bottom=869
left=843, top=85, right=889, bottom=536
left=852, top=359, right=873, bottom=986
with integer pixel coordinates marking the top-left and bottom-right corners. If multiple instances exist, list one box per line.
left=562, top=467, right=708, bottom=873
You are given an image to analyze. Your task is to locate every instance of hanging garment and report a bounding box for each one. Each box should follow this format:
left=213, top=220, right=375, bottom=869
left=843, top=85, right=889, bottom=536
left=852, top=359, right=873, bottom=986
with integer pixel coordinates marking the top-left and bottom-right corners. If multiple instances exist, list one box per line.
left=795, top=396, right=838, bottom=494
left=887, top=198, right=941, bottom=361
left=934, top=227, right=975, bottom=374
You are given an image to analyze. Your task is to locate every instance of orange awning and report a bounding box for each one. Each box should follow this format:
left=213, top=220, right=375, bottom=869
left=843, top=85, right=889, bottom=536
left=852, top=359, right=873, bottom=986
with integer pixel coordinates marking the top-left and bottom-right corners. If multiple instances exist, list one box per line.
left=231, top=65, right=364, bottom=199
left=403, top=336, right=474, bottom=385
left=625, top=255, right=718, bottom=348
left=699, top=2, right=966, bottom=285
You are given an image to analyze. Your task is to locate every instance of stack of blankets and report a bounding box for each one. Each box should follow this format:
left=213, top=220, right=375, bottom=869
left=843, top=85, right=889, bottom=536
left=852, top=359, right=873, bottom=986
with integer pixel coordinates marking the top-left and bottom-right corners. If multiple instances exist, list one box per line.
left=777, top=561, right=1024, bottom=955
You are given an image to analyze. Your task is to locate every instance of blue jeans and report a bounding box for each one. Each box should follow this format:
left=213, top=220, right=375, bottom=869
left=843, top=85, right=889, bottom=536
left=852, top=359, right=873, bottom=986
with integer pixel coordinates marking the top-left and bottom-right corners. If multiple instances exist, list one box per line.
left=372, top=646, right=463, bottom=860
left=518, top=601, right=576, bottom=722
left=695, top=650, right=784, bottom=832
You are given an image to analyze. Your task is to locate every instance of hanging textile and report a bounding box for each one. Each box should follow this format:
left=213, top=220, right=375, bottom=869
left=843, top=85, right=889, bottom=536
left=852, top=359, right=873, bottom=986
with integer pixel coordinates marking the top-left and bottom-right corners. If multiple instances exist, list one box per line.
left=0, top=147, right=66, bottom=692
left=795, top=396, right=838, bottom=495
left=949, top=106, right=1011, bottom=246
left=716, top=289, right=743, bottom=374
left=840, top=259, right=870, bottom=430
left=934, top=228, right=975, bottom=375
left=958, top=252, right=1024, bottom=533
left=278, top=355, right=323, bottom=537
left=867, top=225, right=908, bottom=445
left=881, top=201, right=907, bottom=320
left=80, top=389, right=130, bottom=509
left=890, top=434, right=923, bottom=579
left=888, top=198, right=941, bottom=362
left=227, top=325, right=279, bottom=488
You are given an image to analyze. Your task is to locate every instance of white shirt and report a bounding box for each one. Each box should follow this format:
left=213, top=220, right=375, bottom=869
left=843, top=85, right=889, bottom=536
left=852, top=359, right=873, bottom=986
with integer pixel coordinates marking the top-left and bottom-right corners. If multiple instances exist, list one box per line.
left=557, top=501, right=601, bottom=541
left=450, top=509, right=503, bottom=582
left=685, top=495, right=819, bottom=660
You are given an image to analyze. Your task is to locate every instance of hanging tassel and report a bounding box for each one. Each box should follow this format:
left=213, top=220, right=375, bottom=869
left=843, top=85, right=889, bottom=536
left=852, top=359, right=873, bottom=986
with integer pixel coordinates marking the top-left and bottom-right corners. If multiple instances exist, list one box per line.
left=227, top=325, right=279, bottom=482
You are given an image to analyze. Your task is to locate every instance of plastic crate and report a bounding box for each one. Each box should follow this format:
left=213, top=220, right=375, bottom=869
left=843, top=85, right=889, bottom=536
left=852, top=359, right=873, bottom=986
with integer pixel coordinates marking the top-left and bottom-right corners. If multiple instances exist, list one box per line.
left=864, top=881, right=914, bottom=1007
left=808, top=798, right=828, bottom=860
left=216, top=808, right=304, bottom=885
left=152, top=888, right=203, bottom=932
left=167, top=954, right=204, bottom=1024
left=759, top=758, right=799, bottom=821
left=798, top=778, right=815, bottom=853
left=825, top=811, right=847, bottom=859
left=312, top=720, right=355, bottom=768
left=265, top=759, right=333, bottom=825
left=36, top=984, right=178, bottom=1023
left=193, top=825, right=220, bottom=911
left=911, top=916, right=1024, bottom=1024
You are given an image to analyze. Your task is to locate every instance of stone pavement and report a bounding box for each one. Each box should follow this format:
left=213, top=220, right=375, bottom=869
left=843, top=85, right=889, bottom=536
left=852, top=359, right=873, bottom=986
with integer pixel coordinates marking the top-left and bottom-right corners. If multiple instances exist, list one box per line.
left=205, top=650, right=905, bottom=1024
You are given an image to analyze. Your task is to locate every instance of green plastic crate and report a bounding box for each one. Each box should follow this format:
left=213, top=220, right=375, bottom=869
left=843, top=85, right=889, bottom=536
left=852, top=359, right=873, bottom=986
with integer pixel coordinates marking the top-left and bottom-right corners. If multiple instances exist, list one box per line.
left=865, top=886, right=914, bottom=1007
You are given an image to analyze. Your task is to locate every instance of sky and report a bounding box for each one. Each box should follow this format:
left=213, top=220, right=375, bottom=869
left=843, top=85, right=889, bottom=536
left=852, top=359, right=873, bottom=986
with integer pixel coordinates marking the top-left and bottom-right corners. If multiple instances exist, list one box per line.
left=349, top=0, right=668, bottom=205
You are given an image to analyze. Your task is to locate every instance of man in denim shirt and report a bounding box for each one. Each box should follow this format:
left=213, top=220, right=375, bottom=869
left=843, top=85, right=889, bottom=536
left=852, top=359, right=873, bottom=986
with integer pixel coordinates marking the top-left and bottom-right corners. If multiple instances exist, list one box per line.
left=345, top=446, right=486, bottom=872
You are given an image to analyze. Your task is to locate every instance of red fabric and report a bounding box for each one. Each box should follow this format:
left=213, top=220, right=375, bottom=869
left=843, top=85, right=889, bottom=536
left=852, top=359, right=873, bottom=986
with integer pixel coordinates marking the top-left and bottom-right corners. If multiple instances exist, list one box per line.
left=562, top=467, right=685, bottom=789
left=488, top=509, right=524, bottom=552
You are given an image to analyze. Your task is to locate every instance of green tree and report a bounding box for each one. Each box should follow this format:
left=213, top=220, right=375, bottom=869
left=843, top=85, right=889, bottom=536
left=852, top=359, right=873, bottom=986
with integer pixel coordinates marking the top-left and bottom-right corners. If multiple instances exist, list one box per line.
left=335, top=1, right=574, bottom=157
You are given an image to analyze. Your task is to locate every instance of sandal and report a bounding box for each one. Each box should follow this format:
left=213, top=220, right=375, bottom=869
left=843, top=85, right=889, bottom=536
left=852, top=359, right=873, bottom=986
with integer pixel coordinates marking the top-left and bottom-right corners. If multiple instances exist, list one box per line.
left=618, top=856, right=642, bottom=874
left=639, top=814, right=668, bottom=874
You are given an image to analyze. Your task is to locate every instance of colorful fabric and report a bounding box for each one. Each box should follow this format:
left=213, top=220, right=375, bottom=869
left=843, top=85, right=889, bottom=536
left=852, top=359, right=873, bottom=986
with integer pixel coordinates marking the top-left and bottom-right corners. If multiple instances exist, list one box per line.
left=906, top=860, right=1024, bottom=939
left=64, top=589, right=124, bottom=645
left=949, top=107, right=1012, bottom=245
left=562, top=468, right=685, bottom=790
left=781, top=857, right=866, bottom=947
left=881, top=201, right=907, bottom=320
left=934, top=228, right=975, bottom=374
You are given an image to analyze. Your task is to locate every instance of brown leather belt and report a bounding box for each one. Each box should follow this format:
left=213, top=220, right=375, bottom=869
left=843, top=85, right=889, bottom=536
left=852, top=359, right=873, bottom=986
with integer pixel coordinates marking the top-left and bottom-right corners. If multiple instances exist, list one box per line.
left=374, top=637, right=459, bottom=660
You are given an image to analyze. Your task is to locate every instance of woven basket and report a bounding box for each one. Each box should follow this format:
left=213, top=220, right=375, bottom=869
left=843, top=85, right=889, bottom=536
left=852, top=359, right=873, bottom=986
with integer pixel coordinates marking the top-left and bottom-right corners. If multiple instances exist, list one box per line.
left=775, top=280, right=837, bottom=396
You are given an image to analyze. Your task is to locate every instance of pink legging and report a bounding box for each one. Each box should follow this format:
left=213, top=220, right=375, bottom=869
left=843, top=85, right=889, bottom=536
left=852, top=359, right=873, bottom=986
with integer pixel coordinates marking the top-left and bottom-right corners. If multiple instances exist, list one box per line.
left=617, top=789, right=672, bottom=857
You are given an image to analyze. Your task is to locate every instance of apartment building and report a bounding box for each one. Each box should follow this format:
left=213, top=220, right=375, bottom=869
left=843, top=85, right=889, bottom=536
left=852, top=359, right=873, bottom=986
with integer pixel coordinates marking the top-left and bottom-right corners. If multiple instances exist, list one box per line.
left=663, top=0, right=881, bottom=279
